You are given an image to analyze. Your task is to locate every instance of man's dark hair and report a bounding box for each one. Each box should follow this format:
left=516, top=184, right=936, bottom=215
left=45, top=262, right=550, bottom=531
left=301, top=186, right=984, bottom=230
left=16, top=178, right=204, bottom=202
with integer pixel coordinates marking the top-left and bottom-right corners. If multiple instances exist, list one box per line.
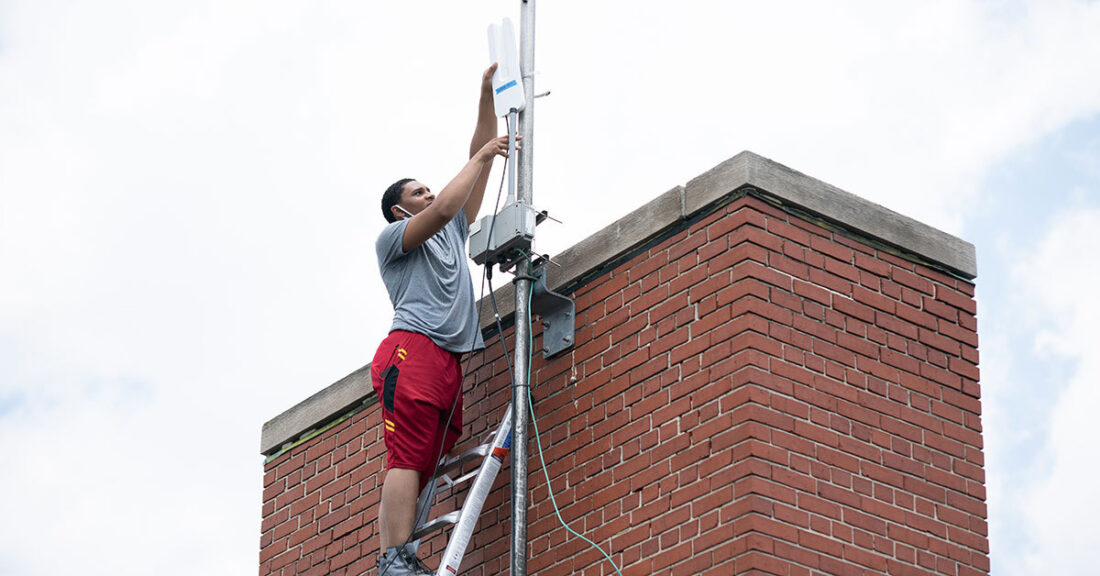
left=381, top=178, right=415, bottom=223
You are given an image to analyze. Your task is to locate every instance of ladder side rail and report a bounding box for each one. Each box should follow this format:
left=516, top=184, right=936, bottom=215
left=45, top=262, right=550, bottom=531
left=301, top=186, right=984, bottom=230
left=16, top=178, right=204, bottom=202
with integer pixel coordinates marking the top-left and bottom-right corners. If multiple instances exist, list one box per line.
left=434, top=404, right=514, bottom=576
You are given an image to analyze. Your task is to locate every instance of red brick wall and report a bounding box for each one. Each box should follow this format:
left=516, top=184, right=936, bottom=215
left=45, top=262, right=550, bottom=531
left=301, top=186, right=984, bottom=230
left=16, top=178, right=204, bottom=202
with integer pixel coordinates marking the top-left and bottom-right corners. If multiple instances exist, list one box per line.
left=260, top=409, right=385, bottom=575
left=259, top=193, right=986, bottom=576
left=704, top=196, right=987, bottom=575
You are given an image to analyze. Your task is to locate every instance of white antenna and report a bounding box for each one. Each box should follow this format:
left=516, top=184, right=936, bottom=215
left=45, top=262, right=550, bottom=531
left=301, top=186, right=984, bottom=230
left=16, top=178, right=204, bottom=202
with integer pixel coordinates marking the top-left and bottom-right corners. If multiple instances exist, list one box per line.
left=487, top=18, right=525, bottom=117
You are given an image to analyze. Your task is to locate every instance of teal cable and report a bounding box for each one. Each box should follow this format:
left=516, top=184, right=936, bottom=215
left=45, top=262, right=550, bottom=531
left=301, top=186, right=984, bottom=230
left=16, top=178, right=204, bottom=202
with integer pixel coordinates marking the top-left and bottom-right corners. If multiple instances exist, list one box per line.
left=519, top=251, right=625, bottom=576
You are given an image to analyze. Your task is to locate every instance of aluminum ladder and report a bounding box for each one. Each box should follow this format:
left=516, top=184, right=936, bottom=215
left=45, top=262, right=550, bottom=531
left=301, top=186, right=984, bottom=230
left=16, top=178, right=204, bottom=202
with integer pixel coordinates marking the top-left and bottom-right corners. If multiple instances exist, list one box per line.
left=408, top=404, right=515, bottom=576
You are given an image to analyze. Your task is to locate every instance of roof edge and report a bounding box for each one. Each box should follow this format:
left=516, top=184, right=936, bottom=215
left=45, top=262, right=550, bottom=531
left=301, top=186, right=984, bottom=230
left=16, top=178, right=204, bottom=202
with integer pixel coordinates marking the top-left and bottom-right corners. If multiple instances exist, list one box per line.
left=685, top=151, right=976, bottom=278
left=477, top=150, right=976, bottom=331
left=260, top=364, right=375, bottom=456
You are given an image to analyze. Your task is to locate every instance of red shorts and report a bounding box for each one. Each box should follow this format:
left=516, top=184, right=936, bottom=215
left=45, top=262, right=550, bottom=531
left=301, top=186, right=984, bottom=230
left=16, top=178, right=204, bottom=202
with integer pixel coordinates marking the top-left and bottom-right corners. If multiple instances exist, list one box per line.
left=371, top=330, right=463, bottom=492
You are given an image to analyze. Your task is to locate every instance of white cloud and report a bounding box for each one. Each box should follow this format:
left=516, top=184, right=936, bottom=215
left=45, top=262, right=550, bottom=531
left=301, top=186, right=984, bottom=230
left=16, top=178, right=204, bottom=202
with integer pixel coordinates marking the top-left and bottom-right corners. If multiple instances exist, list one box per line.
left=0, top=2, right=521, bottom=573
left=0, top=378, right=257, bottom=575
left=530, top=0, right=1100, bottom=252
left=998, top=208, right=1100, bottom=576
left=980, top=330, right=1037, bottom=571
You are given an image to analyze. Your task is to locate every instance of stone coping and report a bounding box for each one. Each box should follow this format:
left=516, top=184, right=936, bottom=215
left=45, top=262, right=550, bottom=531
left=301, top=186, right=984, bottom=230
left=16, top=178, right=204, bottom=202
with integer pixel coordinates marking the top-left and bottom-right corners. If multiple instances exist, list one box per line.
left=261, top=364, right=375, bottom=457
left=260, top=150, right=977, bottom=456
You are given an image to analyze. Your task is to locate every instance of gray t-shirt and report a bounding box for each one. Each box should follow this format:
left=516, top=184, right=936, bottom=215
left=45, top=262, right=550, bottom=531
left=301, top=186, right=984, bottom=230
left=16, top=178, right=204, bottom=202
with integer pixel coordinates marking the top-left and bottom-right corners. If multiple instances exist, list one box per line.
left=376, top=209, right=485, bottom=353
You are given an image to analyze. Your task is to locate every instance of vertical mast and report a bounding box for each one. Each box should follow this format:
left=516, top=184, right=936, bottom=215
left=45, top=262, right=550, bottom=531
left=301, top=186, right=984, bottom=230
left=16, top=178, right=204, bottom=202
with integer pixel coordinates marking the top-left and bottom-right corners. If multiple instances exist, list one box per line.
left=511, top=1, right=536, bottom=575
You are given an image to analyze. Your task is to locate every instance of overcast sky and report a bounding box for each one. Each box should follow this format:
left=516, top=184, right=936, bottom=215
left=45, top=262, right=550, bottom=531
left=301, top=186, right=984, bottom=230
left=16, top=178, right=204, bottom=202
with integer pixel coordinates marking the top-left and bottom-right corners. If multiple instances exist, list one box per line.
left=2, top=1, right=1098, bottom=575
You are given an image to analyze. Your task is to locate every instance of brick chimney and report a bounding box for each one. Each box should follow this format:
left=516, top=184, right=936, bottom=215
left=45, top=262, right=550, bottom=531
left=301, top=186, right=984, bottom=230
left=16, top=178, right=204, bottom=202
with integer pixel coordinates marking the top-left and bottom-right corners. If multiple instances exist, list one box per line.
left=259, top=151, right=984, bottom=576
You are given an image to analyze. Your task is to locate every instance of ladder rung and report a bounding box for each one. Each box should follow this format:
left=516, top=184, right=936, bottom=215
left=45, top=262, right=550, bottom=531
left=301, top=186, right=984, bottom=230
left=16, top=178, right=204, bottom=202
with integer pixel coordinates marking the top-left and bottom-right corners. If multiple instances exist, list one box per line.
left=445, top=469, right=480, bottom=488
left=432, top=443, right=491, bottom=482
left=411, top=510, right=460, bottom=540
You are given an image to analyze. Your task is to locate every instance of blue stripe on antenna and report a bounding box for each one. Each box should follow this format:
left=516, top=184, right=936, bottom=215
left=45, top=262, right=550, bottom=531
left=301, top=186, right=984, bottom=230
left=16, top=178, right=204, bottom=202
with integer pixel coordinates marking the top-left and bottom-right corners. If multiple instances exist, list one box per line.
left=495, top=80, right=517, bottom=94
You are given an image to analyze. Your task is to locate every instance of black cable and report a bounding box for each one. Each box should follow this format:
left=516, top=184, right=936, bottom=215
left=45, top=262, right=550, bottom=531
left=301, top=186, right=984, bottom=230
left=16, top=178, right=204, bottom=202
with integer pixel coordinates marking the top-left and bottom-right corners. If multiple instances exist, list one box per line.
left=487, top=270, right=518, bottom=399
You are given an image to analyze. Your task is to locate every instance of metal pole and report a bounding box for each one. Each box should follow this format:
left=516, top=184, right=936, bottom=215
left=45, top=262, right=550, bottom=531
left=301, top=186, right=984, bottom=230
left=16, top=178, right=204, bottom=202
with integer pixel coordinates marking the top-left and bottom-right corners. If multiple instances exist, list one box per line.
left=510, top=263, right=531, bottom=576
left=511, top=1, right=535, bottom=575
left=517, top=1, right=535, bottom=207
left=507, top=111, right=518, bottom=204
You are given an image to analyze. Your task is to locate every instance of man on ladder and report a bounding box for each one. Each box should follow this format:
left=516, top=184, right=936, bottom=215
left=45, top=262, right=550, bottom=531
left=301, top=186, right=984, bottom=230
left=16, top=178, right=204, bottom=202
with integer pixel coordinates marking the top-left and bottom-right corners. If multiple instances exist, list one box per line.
left=370, top=63, right=511, bottom=575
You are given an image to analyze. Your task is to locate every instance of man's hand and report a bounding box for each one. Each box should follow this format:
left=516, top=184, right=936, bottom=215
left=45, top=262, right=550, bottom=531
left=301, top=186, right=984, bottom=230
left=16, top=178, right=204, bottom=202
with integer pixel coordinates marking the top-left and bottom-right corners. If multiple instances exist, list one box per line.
left=482, top=63, right=498, bottom=95
left=465, top=63, right=503, bottom=225
left=399, top=134, right=516, bottom=252
left=473, top=134, right=517, bottom=164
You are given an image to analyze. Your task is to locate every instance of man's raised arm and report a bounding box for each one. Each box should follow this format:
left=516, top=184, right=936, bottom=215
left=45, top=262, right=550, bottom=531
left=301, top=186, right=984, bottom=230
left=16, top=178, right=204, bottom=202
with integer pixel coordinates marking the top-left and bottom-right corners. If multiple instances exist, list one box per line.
left=464, top=63, right=501, bottom=226
left=400, top=135, right=512, bottom=253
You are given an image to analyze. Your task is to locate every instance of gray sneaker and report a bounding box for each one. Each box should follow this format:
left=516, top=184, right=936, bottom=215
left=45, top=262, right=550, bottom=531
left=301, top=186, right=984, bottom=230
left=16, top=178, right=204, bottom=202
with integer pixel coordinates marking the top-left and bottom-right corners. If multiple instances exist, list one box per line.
left=378, top=542, right=433, bottom=576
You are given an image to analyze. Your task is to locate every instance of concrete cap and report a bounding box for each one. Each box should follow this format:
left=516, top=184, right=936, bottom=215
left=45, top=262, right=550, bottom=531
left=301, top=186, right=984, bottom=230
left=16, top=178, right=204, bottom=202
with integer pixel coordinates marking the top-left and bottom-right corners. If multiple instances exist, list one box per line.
left=684, top=151, right=976, bottom=278
left=478, top=150, right=976, bottom=329
left=260, top=364, right=374, bottom=456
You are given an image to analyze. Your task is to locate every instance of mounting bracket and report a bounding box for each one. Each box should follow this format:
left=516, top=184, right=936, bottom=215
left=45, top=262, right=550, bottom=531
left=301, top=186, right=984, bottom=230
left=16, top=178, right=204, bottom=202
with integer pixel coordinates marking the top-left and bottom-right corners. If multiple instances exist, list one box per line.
left=530, top=266, right=574, bottom=359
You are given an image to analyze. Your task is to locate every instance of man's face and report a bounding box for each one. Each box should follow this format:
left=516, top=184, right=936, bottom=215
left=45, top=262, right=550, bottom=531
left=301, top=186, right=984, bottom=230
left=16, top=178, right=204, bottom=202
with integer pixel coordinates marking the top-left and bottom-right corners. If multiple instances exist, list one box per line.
left=395, top=180, right=434, bottom=219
